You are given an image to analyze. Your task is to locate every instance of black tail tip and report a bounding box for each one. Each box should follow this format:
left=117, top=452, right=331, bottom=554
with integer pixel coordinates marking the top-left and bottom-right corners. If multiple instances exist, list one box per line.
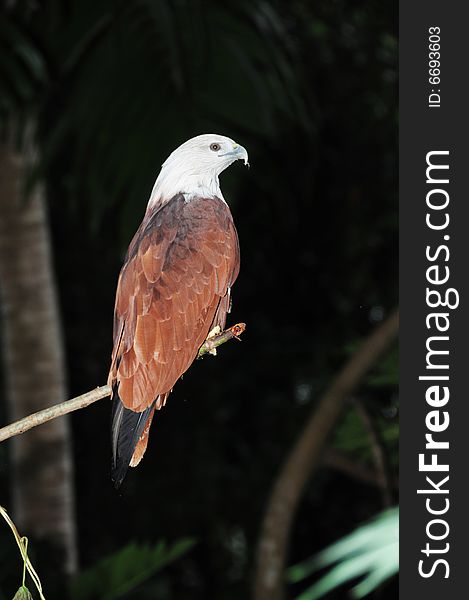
left=111, top=459, right=129, bottom=490
left=110, top=395, right=155, bottom=489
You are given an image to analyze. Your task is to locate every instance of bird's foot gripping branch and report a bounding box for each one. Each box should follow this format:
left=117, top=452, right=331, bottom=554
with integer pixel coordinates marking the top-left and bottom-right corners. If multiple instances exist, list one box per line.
left=0, top=323, right=246, bottom=444
left=198, top=323, right=245, bottom=358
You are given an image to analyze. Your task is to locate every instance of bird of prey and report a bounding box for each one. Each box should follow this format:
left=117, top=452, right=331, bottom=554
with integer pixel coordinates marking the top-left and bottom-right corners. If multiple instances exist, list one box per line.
left=108, top=134, right=248, bottom=486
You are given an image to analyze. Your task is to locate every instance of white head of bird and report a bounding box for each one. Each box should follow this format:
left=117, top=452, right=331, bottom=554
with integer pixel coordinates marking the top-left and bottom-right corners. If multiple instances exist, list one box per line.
left=148, top=134, right=249, bottom=208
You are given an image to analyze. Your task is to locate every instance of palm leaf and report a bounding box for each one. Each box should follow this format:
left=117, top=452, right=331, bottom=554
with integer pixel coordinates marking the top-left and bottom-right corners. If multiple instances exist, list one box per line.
left=71, top=538, right=196, bottom=600
left=287, top=507, right=398, bottom=599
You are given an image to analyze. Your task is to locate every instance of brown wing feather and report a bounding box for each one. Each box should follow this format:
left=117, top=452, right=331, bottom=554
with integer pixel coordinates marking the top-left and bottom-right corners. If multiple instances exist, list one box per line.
left=109, top=194, right=239, bottom=478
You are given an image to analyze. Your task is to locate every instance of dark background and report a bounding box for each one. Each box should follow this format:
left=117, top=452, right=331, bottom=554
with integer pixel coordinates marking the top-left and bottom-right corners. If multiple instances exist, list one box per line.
left=0, top=1, right=397, bottom=598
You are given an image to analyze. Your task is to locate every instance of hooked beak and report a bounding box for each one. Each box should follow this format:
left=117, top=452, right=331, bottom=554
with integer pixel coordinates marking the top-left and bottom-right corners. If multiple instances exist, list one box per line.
left=222, top=144, right=249, bottom=167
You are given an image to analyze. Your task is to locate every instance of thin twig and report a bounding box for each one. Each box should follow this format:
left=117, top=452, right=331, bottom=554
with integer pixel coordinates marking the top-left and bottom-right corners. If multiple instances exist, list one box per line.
left=0, top=323, right=246, bottom=443
left=354, top=399, right=393, bottom=507
left=0, top=386, right=111, bottom=443
left=197, top=323, right=245, bottom=357
left=322, top=447, right=398, bottom=490
left=0, top=505, right=46, bottom=600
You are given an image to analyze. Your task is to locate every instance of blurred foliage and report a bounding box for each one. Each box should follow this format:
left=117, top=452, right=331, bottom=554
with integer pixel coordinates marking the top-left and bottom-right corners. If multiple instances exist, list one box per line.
left=287, top=507, right=399, bottom=599
left=332, top=345, right=398, bottom=467
left=1, top=0, right=397, bottom=598
left=332, top=408, right=398, bottom=464
left=71, top=539, right=196, bottom=599
left=1, top=0, right=314, bottom=237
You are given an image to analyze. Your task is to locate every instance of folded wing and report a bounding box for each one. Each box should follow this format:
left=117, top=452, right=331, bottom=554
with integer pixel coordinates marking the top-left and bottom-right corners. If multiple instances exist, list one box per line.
left=109, top=194, right=240, bottom=484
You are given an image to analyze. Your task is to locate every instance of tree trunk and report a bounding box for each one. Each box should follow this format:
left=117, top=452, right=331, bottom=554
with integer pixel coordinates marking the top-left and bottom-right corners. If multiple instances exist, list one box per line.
left=0, top=134, right=77, bottom=574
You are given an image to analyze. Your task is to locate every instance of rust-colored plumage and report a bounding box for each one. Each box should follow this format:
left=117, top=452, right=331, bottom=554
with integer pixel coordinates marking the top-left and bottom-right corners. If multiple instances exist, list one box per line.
left=109, top=194, right=240, bottom=485
left=108, top=134, right=247, bottom=486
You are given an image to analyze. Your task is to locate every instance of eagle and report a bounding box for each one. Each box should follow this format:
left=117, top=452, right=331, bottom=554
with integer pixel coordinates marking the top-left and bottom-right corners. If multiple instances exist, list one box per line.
left=108, top=134, right=248, bottom=486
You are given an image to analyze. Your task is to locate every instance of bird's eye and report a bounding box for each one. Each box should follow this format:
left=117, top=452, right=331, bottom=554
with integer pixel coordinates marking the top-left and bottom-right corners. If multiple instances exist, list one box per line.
left=210, top=143, right=221, bottom=152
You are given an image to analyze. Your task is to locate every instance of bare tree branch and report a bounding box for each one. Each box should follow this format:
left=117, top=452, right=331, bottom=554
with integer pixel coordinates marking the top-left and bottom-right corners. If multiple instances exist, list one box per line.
left=0, top=323, right=246, bottom=444
left=354, top=399, right=393, bottom=507
left=253, top=309, right=399, bottom=600
left=322, top=447, right=398, bottom=490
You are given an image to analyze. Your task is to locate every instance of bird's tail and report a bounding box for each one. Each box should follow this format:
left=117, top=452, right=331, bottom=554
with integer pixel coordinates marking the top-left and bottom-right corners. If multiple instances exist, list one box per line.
left=110, top=389, right=155, bottom=488
left=111, top=386, right=171, bottom=487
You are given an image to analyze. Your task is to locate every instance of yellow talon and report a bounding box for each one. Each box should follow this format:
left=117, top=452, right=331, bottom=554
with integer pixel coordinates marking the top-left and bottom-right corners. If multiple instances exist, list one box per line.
left=206, top=325, right=221, bottom=355
left=207, top=325, right=221, bottom=339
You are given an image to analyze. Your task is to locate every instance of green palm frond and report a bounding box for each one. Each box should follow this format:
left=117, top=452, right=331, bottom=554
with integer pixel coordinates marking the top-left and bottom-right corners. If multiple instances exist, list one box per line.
left=0, top=15, right=48, bottom=114
left=2, top=0, right=315, bottom=238
left=287, top=507, right=399, bottom=600
left=71, top=538, right=196, bottom=600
